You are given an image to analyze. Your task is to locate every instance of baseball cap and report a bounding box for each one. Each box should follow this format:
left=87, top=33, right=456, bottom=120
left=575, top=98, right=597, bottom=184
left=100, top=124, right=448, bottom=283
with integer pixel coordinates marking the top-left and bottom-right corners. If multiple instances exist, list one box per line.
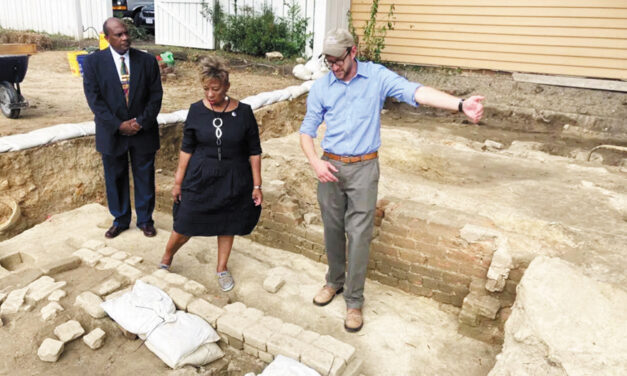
left=322, top=29, right=355, bottom=58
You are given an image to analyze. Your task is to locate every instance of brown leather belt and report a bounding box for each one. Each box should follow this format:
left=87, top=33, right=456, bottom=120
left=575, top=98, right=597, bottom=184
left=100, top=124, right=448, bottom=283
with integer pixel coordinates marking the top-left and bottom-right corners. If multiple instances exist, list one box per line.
left=323, top=151, right=378, bottom=163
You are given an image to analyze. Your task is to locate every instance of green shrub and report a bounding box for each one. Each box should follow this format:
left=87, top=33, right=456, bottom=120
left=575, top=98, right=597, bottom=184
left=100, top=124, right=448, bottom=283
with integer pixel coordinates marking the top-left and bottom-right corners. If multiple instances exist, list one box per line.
left=202, top=0, right=309, bottom=58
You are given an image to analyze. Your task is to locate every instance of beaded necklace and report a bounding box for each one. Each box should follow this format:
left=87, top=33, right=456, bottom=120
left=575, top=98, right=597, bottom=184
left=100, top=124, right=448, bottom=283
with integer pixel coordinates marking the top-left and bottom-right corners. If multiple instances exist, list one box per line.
left=209, top=97, right=230, bottom=161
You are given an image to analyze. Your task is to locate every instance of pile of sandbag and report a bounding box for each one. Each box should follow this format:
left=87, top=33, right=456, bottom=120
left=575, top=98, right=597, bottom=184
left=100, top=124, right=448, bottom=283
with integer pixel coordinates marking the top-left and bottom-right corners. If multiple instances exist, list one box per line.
left=292, top=57, right=328, bottom=81
left=101, top=280, right=223, bottom=369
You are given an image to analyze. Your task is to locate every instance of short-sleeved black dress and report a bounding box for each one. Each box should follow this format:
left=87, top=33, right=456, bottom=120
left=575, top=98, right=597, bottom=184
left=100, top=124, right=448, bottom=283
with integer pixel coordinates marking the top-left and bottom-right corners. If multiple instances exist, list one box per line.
left=173, top=100, right=262, bottom=236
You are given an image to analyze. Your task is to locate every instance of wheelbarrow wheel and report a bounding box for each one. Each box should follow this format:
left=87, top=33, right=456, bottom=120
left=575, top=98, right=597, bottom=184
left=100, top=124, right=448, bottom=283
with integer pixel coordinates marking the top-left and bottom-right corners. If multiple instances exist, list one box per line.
left=0, top=82, right=20, bottom=119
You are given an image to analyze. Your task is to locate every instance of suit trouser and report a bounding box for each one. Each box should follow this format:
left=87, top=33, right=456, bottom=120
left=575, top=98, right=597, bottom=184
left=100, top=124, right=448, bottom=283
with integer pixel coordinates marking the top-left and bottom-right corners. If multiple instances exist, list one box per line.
left=101, top=147, right=156, bottom=228
left=317, top=157, right=379, bottom=309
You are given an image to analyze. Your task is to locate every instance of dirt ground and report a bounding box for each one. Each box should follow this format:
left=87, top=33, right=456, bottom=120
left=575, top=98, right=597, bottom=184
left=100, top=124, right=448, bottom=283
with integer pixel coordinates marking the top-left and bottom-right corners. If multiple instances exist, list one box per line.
left=0, top=50, right=301, bottom=136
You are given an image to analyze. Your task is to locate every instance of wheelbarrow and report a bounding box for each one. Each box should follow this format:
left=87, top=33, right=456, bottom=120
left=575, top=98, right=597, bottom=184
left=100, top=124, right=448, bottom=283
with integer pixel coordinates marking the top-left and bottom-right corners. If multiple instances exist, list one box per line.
left=0, top=53, right=30, bottom=119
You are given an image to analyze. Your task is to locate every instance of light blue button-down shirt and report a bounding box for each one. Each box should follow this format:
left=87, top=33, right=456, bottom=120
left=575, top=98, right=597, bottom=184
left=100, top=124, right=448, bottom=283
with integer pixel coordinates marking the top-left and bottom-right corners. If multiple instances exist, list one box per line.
left=299, top=60, right=421, bottom=156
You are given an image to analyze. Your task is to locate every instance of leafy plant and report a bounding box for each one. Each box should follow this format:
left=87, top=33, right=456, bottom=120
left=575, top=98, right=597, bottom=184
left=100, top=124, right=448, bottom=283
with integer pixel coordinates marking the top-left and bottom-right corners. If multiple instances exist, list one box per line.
left=201, top=0, right=309, bottom=58
left=348, top=0, right=395, bottom=63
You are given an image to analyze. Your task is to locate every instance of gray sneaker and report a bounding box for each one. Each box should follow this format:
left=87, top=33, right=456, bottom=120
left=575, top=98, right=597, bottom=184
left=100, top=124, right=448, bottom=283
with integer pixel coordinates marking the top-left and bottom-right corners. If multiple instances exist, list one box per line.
left=217, top=270, right=234, bottom=292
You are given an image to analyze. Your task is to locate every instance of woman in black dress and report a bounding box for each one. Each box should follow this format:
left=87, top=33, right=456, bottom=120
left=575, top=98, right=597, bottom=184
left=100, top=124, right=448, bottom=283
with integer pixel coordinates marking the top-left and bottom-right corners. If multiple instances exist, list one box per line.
left=159, top=56, right=262, bottom=291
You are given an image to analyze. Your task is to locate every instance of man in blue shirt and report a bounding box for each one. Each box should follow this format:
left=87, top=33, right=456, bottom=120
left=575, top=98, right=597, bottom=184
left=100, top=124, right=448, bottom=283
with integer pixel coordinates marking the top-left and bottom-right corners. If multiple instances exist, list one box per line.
left=300, top=29, right=484, bottom=332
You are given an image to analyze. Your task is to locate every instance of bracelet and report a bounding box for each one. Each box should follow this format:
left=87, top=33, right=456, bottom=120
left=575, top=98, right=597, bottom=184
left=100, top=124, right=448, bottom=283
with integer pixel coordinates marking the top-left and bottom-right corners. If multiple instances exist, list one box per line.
left=253, top=185, right=262, bottom=190
left=458, top=98, right=465, bottom=113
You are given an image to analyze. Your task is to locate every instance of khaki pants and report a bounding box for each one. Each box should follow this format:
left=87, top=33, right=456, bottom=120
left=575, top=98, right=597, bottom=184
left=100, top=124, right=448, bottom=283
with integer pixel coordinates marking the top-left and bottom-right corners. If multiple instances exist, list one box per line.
left=317, top=157, right=379, bottom=309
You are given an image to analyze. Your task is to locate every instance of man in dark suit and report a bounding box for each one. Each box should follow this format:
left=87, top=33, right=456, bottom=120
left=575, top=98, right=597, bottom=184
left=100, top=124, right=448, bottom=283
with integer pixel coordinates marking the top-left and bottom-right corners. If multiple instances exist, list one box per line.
left=83, top=17, right=162, bottom=239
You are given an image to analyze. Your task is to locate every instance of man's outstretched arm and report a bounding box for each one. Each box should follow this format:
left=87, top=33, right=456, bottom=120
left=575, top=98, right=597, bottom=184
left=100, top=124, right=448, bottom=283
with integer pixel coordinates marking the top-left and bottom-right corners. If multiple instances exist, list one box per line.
left=414, top=86, right=484, bottom=124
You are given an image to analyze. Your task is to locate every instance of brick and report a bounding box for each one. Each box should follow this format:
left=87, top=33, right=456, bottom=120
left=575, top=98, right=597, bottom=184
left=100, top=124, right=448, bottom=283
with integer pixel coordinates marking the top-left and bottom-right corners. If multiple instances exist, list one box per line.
left=38, top=338, right=64, bottom=362
left=167, top=287, right=194, bottom=310
left=125, top=256, right=143, bottom=266
left=140, top=275, right=169, bottom=291
left=300, top=343, right=334, bottom=375
left=48, top=289, right=67, bottom=302
left=183, top=280, right=207, bottom=295
left=111, top=251, right=129, bottom=261
left=305, top=225, right=325, bottom=244
left=217, top=311, right=258, bottom=341
left=96, top=257, right=123, bottom=271
left=463, top=293, right=501, bottom=319
left=243, top=343, right=258, bottom=357
left=342, top=357, right=364, bottom=376
left=72, top=248, right=102, bottom=267
left=390, top=267, right=408, bottom=281
left=75, top=291, right=106, bottom=318
left=224, top=302, right=246, bottom=313
left=41, top=302, right=64, bottom=321
left=263, top=274, right=286, bottom=293
left=163, top=272, right=188, bottom=285
left=242, top=322, right=274, bottom=351
left=328, top=356, right=347, bottom=376
left=274, top=212, right=300, bottom=225
left=297, top=330, right=320, bottom=344
left=279, top=322, right=303, bottom=337
left=83, top=328, right=106, bottom=349
left=97, top=247, right=118, bottom=256
left=398, top=249, right=427, bottom=264
left=94, top=278, right=121, bottom=296
left=227, top=334, right=244, bottom=350
left=54, top=320, right=85, bottom=343
left=371, top=241, right=400, bottom=258
left=26, top=276, right=67, bottom=303
left=105, top=287, right=131, bottom=301
left=258, top=350, right=273, bottom=363
left=422, top=277, right=454, bottom=294
left=244, top=307, right=264, bottom=321
left=187, top=298, right=224, bottom=327
left=266, top=333, right=303, bottom=360
left=81, top=239, right=105, bottom=251
left=368, top=270, right=398, bottom=286
left=442, top=270, right=472, bottom=286
left=40, top=256, right=81, bottom=276
left=152, top=269, right=169, bottom=279
left=301, top=248, right=322, bottom=262
left=312, top=335, right=355, bottom=363
left=1, top=287, right=27, bottom=315
left=259, top=316, right=283, bottom=331
left=433, top=291, right=456, bottom=305
left=408, top=284, right=433, bottom=298
left=116, top=264, right=143, bottom=281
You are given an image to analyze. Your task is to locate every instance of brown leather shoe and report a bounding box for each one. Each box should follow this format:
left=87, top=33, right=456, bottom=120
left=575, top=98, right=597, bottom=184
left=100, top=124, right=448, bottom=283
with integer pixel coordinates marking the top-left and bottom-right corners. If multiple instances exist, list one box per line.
left=139, top=224, right=157, bottom=237
left=105, top=225, right=128, bottom=239
left=313, top=285, right=343, bottom=306
left=344, top=308, right=363, bottom=333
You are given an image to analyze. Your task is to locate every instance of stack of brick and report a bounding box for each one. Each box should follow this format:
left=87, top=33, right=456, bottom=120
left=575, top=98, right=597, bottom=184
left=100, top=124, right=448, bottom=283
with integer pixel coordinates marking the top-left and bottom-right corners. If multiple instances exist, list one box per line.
left=159, top=62, right=176, bottom=83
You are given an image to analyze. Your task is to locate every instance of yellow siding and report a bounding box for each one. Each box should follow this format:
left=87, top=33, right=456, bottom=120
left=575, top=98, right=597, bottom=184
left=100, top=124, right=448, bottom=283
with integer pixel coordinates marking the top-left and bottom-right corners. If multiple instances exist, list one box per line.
left=350, top=0, right=627, bottom=80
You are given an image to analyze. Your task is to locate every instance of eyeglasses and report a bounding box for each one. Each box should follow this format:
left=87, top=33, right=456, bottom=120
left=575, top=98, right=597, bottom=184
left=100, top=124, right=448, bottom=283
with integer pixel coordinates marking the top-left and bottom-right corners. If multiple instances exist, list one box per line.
left=323, top=47, right=352, bottom=69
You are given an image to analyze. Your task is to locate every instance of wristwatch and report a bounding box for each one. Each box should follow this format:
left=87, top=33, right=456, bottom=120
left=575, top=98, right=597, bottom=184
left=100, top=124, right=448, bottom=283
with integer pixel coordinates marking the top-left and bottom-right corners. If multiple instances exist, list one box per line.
left=253, top=185, right=262, bottom=190
left=458, top=98, right=465, bottom=113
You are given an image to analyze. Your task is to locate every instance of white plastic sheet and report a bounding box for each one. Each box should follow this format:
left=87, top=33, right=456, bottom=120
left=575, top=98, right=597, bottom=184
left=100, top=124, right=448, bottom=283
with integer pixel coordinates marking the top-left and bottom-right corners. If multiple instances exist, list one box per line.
left=259, top=355, right=321, bottom=376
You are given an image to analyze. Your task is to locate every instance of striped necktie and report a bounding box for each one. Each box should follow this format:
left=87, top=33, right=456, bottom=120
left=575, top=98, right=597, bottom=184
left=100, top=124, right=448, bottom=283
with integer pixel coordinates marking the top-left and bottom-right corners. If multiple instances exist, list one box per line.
left=120, top=56, right=130, bottom=105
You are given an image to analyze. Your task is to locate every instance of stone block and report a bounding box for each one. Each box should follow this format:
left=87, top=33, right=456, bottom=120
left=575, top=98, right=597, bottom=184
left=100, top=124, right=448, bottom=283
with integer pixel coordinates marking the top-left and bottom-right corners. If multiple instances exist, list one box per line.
left=125, top=256, right=143, bottom=266
left=243, top=343, right=258, bottom=357
left=312, top=335, right=355, bottom=363
left=258, top=350, right=273, bottom=363
left=41, top=302, right=64, bottom=321
left=224, top=302, right=246, bottom=313
left=97, top=247, right=118, bottom=256
left=40, top=256, right=81, bottom=276
left=462, top=293, right=501, bottom=320
left=300, top=343, right=335, bottom=376
left=48, top=289, right=67, bottom=302
left=217, top=311, right=258, bottom=341
left=279, top=322, right=303, bottom=337
left=26, top=277, right=67, bottom=303
left=140, top=275, right=169, bottom=291
left=163, top=272, right=188, bottom=285
left=226, top=334, right=244, bottom=349
left=167, top=287, right=194, bottom=310
left=152, top=268, right=169, bottom=279
left=94, top=278, right=121, bottom=296
left=259, top=316, right=283, bottom=331
left=72, top=248, right=101, bottom=267
left=342, top=357, right=364, bottom=376
left=183, top=280, right=207, bottom=295
left=111, top=251, right=129, bottom=261
left=96, top=257, right=123, bottom=271
left=81, top=240, right=105, bottom=251
left=297, top=330, right=321, bottom=344
left=75, top=291, right=106, bottom=318
left=242, top=322, right=274, bottom=351
left=116, top=264, right=143, bottom=281
left=0, top=287, right=27, bottom=315
left=37, top=338, right=64, bottom=362
left=0, top=291, right=6, bottom=303
left=83, top=328, right=106, bottom=350
left=187, top=298, right=224, bottom=328
left=328, top=356, right=347, bottom=376
left=263, top=275, right=285, bottom=293
left=54, top=320, right=85, bottom=343
left=266, top=333, right=303, bottom=361
left=243, top=307, right=264, bottom=321
left=105, top=287, right=131, bottom=301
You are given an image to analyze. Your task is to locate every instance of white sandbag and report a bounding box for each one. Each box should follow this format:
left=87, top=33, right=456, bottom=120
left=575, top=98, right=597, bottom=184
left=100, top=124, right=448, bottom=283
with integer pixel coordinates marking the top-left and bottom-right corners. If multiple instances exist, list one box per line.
left=301, top=80, right=315, bottom=91
left=101, top=280, right=176, bottom=336
left=157, top=109, right=188, bottom=124
left=144, top=311, right=221, bottom=369
left=304, top=58, right=323, bottom=75
left=259, top=355, right=321, bottom=376
left=311, top=70, right=327, bottom=80
left=292, top=64, right=312, bottom=81
left=147, top=341, right=224, bottom=369
left=242, top=95, right=266, bottom=110
left=273, top=89, right=292, bottom=102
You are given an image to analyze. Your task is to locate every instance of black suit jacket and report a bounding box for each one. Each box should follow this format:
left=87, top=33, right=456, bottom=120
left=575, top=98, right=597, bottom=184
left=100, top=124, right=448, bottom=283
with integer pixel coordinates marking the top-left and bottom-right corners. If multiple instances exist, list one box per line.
left=83, top=48, right=163, bottom=156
